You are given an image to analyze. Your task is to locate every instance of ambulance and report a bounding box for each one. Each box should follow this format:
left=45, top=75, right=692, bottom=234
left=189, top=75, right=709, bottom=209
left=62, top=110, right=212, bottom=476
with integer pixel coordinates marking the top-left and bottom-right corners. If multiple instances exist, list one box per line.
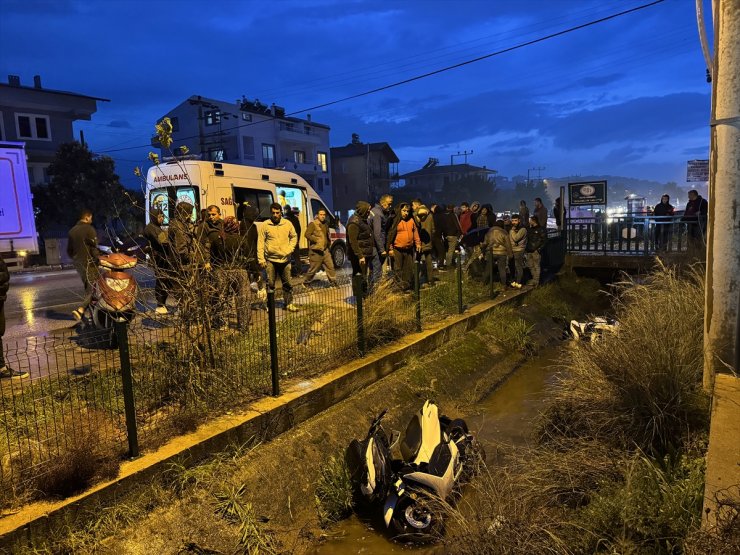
left=145, top=160, right=346, bottom=267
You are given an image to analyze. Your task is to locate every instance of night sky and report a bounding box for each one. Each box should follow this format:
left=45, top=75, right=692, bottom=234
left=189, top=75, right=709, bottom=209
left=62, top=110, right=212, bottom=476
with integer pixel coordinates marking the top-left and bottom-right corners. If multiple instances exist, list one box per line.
left=0, top=0, right=712, bottom=191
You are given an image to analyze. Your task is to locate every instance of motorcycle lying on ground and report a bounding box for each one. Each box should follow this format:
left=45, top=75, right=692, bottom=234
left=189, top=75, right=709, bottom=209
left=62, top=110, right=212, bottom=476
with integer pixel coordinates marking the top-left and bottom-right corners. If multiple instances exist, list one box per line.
left=566, top=316, right=619, bottom=342
left=79, top=252, right=139, bottom=348
left=346, top=400, right=483, bottom=542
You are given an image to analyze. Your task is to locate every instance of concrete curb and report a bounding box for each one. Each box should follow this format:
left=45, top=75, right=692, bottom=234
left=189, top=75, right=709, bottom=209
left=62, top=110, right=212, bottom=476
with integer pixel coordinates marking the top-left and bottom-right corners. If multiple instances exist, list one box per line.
left=0, top=289, right=526, bottom=550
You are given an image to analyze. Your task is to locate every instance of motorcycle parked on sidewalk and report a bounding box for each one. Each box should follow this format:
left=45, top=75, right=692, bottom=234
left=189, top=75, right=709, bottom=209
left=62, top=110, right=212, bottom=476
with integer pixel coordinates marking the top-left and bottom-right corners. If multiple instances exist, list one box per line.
left=80, top=252, right=139, bottom=348
left=346, top=400, right=483, bottom=542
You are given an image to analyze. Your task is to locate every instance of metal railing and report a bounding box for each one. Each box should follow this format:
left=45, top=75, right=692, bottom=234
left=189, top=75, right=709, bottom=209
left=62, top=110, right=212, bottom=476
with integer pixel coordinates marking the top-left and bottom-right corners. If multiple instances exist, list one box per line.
left=0, top=252, right=506, bottom=506
left=565, top=215, right=707, bottom=255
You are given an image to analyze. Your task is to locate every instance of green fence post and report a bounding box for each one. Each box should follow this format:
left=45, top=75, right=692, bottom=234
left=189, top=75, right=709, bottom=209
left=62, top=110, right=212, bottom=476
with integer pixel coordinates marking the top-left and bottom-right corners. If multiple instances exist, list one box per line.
left=414, top=257, right=422, bottom=332
left=114, top=320, right=139, bottom=458
left=456, top=249, right=464, bottom=314
left=267, top=289, right=280, bottom=396
left=487, top=251, right=496, bottom=299
left=352, top=274, right=366, bottom=356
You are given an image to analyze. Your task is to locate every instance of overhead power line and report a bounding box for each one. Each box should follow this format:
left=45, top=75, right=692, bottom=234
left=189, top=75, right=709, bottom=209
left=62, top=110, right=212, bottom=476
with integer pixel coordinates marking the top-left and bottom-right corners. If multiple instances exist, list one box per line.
left=96, top=0, right=665, bottom=155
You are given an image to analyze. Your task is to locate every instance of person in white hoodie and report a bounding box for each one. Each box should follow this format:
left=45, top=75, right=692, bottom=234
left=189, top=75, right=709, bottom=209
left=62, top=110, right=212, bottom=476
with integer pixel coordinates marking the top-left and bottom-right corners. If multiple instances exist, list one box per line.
left=258, top=203, right=299, bottom=311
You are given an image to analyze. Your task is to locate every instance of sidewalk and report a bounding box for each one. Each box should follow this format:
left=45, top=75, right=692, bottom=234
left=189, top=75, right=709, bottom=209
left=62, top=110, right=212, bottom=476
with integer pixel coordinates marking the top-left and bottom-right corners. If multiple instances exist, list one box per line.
left=703, top=372, right=740, bottom=530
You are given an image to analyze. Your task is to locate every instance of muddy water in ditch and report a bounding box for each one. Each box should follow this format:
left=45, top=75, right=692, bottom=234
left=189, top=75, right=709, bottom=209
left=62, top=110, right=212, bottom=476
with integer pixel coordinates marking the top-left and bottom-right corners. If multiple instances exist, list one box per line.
left=311, top=346, right=564, bottom=554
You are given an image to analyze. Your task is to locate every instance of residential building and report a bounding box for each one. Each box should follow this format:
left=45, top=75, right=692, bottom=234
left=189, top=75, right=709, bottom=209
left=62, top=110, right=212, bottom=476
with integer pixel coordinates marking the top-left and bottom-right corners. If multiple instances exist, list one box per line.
left=330, top=134, right=399, bottom=219
left=400, top=158, right=496, bottom=196
left=0, top=74, right=108, bottom=186
left=154, top=96, right=333, bottom=209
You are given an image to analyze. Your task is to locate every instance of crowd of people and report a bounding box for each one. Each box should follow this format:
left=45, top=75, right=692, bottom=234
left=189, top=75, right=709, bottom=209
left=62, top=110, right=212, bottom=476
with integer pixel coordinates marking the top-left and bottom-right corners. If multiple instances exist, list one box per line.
left=63, top=195, right=557, bottom=329
left=346, top=195, right=553, bottom=293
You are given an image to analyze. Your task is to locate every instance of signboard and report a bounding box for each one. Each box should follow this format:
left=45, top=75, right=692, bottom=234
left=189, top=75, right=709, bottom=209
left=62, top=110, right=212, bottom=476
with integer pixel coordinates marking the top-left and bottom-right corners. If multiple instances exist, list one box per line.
left=686, top=159, right=709, bottom=182
left=568, top=180, right=607, bottom=206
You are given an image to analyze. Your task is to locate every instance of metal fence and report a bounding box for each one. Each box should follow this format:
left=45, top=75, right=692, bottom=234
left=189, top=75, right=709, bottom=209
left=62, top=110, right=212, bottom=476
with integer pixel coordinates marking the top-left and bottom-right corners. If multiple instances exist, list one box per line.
left=0, top=252, right=508, bottom=505
left=565, top=215, right=707, bottom=255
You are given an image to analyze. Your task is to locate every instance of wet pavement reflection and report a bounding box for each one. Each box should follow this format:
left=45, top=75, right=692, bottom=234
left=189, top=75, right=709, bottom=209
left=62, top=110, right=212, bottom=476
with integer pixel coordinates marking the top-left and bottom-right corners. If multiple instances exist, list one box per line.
left=5, top=267, right=154, bottom=339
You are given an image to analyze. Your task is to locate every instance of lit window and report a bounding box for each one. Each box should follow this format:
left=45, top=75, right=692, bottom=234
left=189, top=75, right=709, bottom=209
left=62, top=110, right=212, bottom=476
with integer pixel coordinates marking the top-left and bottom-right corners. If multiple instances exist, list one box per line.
left=241, top=112, right=252, bottom=122
left=208, top=148, right=225, bottom=161
left=317, top=152, right=327, bottom=172
left=15, top=113, right=51, bottom=140
left=204, top=110, right=221, bottom=126
left=293, top=150, right=305, bottom=164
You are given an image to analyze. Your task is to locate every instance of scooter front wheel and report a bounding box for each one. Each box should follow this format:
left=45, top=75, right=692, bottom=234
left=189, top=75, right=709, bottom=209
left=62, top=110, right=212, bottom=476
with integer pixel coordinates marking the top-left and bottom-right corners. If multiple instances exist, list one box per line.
left=391, top=495, right=441, bottom=542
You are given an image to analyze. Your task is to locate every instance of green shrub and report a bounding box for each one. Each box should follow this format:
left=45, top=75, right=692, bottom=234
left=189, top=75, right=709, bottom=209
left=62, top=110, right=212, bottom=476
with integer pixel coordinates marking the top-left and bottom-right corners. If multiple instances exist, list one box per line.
left=527, top=283, right=576, bottom=321
left=477, top=306, right=535, bottom=355
left=568, top=453, right=705, bottom=554
left=314, top=453, right=354, bottom=527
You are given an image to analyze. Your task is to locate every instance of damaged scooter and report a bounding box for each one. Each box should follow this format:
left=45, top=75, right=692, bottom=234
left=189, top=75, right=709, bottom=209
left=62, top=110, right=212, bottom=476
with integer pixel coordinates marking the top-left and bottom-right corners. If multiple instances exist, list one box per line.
left=346, top=400, right=483, bottom=542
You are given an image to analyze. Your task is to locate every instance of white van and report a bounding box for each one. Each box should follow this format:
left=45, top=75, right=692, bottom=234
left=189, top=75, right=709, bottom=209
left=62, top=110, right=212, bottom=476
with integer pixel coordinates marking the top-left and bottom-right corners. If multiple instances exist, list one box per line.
left=145, top=160, right=346, bottom=267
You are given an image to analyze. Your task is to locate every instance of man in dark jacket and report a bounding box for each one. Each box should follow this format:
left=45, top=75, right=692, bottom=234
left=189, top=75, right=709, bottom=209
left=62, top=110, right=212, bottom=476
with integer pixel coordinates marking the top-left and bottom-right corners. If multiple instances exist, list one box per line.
left=347, top=201, right=374, bottom=282
left=682, top=190, right=708, bottom=255
left=169, top=201, right=196, bottom=267
left=430, top=204, right=446, bottom=267
left=284, top=206, right=303, bottom=276
left=199, top=205, right=227, bottom=268
left=416, top=205, right=436, bottom=285
left=237, top=203, right=260, bottom=279
left=534, top=197, right=548, bottom=229
left=303, top=208, right=337, bottom=286
left=369, top=194, right=393, bottom=284
left=440, top=204, right=463, bottom=269
left=144, top=208, right=171, bottom=314
left=0, top=257, right=28, bottom=378
left=525, top=215, right=547, bottom=287
left=653, top=194, right=674, bottom=252
left=67, top=209, right=101, bottom=320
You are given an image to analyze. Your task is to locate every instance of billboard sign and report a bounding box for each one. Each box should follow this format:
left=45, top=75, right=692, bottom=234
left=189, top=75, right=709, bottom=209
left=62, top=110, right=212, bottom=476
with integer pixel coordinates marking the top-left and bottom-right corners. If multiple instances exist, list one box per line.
left=568, top=180, right=607, bottom=206
left=686, top=159, right=709, bottom=182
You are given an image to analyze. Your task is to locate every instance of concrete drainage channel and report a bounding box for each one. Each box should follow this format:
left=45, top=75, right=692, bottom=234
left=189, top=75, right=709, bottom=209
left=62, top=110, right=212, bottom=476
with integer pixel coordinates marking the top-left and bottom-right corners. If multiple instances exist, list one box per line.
left=0, top=290, right=528, bottom=551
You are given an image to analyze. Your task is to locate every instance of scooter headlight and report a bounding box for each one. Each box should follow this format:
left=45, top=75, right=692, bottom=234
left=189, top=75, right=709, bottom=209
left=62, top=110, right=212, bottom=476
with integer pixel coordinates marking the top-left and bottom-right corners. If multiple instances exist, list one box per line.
left=105, top=278, right=130, bottom=291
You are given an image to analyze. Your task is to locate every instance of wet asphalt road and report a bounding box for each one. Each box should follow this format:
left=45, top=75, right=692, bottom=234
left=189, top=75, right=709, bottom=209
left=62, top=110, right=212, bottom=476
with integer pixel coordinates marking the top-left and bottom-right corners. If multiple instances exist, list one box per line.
left=4, top=266, right=155, bottom=339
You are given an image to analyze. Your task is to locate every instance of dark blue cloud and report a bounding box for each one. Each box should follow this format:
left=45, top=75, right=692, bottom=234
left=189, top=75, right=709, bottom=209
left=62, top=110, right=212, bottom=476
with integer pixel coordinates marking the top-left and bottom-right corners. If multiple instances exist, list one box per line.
left=682, top=145, right=709, bottom=156
left=577, top=73, right=624, bottom=88
left=547, top=92, right=710, bottom=149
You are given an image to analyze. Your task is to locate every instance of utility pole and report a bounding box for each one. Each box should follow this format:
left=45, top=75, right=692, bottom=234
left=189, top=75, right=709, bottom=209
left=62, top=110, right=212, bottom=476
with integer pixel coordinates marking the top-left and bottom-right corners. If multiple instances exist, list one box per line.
left=704, top=0, right=740, bottom=390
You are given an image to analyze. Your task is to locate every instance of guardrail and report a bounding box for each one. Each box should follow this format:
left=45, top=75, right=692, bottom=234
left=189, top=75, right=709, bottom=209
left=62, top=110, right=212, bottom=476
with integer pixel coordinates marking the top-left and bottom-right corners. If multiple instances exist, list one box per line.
left=565, top=215, right=707, bottom=255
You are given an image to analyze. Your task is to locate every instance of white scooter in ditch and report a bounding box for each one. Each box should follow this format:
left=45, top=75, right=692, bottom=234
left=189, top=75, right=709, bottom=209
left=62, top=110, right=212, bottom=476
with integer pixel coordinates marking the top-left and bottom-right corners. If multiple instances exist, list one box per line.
left=346, top=400, right=483, bottom=542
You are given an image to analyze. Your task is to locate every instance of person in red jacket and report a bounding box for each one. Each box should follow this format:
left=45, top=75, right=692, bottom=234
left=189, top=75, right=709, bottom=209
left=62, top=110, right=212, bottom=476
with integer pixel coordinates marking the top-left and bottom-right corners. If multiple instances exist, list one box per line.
left=387, top=203, right=421, bottom=291
left=458, top=202, right=473, bottom=234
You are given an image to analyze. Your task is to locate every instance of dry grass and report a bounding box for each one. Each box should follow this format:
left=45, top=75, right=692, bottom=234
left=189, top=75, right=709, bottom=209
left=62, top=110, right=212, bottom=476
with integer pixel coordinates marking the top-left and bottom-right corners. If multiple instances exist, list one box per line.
left=363, top=278, right=416, bottom=347
left=541, top=266, right=709, bottom=456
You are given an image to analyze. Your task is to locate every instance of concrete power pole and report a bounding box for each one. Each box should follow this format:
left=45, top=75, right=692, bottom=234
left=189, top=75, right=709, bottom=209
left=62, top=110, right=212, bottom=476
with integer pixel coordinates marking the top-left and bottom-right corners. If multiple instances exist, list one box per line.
left=704, top=0, right=740, bottom=391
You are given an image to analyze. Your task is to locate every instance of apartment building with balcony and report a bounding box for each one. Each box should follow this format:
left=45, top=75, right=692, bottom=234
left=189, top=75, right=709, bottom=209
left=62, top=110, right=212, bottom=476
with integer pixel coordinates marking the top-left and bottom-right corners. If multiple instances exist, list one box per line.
left=154, top=96, right=333, bottom=208
left=0, top=74, right=107, bottom=185
left=330, top=134, right=399, bottom=220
